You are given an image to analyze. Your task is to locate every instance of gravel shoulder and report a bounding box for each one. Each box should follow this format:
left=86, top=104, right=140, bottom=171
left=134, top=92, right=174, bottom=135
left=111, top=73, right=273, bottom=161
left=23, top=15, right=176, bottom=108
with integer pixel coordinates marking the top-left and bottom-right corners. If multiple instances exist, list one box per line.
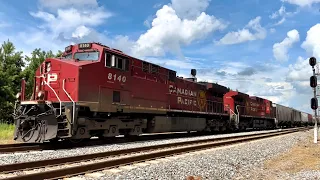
left=0, top=129, right=282, bottom=165
left=240, top=129, right=320, bottom=180
left=70, top=129, right=315, bottom=180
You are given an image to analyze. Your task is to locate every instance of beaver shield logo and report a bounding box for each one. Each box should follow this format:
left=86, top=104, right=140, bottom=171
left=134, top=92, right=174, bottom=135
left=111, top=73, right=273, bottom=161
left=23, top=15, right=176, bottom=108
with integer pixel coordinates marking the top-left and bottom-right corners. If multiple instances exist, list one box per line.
left=197, top=90, right=207, bottom=111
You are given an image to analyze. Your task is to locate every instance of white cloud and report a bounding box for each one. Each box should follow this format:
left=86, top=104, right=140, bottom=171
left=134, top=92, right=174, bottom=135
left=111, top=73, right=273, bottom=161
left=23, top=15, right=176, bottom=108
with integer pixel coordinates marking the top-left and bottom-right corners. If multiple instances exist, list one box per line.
left=30, top=8, right=112, bottom=37
left=193, top=61, right=295, bottom=105
left=285, top=56, right=314, bottom=111
left=270, top=28, right=276, bottom=33
left=274, top=17, right=286, bottom=26
left=269, top=5, right=299, bottom=26
left=281, top=0, right=320, bottom=7
left=216, top=16, right=266, bottom=45
left=286, top=56, right=311, bottom=82
left=153, top=3, right=163, bottom=9
left=0, top=28, right=67, bottom=58
left=109, top=35, right=136, bottom=55
left=71, top=26, right=91, bottom=39
left=170, top=0, right=210, bottom=19
left=21, top=0, right=229, bottom=61
left=269, top=5, right=286, bottom=19
left=132, top=3, right=227, bottom=58
left=38, top=0, right=98, bottom=10
left=0, top=22, right=10, bottom=28
left=273, top=29, right=300, bottom=61
left=143, top=15, right=154, bottom=28
left=147, top=57, right=196, bottom=69
left=301, top=24, right=320, bottom=59
left=187, top=57, right=313, bottom=112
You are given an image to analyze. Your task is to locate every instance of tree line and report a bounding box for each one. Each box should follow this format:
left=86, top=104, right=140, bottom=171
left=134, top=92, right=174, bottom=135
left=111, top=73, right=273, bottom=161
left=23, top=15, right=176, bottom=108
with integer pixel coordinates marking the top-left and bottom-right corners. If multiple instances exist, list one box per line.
left=0, top=40, right=62, bottom=124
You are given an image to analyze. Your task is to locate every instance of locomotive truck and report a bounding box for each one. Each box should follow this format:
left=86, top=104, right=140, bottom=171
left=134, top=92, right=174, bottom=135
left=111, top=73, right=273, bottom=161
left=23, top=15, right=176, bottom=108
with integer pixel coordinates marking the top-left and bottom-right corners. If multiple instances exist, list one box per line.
left=12, top=42, right=313, bottom=143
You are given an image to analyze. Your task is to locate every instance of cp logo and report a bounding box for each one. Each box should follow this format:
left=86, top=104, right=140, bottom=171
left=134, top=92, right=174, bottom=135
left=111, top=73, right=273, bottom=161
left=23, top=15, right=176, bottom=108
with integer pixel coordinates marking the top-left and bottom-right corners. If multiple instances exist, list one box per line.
left=197, top=90, right=207, bottom=111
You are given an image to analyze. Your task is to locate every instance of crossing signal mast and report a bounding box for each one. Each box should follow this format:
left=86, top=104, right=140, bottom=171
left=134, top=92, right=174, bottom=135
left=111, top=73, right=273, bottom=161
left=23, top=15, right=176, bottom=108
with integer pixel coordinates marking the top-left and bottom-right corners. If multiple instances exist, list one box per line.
left=309, top=57, right=319, bottom=143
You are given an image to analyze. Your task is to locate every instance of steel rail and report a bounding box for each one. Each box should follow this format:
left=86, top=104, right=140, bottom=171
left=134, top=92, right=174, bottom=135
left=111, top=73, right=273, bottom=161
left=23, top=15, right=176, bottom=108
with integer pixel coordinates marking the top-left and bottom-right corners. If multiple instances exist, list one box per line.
left=0, top=127, right=308, bottom=180
left=0, top=128, right=299, bottom=154
left=0, top=131, right=204, bottom=153
left=0, top=144, right=42, bottom=153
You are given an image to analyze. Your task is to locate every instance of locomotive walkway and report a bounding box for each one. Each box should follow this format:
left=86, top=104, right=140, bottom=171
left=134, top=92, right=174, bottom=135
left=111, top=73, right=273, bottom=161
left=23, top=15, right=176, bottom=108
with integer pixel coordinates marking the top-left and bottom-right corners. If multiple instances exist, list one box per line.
left=0, top=127, right=308, bottom=180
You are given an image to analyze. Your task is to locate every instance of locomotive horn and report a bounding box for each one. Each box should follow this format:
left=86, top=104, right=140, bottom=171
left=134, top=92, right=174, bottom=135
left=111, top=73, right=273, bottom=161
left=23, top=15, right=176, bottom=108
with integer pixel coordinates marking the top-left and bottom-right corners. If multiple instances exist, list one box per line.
left=191, top=69, right=197, bottom=77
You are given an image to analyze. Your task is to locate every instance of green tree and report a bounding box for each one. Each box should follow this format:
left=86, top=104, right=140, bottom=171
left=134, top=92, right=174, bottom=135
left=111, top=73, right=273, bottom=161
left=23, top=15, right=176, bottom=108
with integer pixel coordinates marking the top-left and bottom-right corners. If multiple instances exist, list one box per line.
left=56, top=50, right=63, bottom=57
left=0, top=40, right=24, bottom=123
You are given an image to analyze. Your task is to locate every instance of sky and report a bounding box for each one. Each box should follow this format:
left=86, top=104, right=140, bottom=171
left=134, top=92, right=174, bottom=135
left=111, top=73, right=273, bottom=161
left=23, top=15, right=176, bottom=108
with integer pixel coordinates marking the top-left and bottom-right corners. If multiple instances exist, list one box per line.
left=0, top=0, right=320, bottom=113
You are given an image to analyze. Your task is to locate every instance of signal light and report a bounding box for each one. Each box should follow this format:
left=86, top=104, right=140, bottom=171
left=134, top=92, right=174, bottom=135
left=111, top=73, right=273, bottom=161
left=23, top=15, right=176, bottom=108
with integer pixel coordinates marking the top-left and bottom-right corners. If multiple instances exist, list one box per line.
left=311, top=98, right=318, bottom=110
left=310, top=76, right=317, bottom=87
left=309, top=57, right=317, bottom=67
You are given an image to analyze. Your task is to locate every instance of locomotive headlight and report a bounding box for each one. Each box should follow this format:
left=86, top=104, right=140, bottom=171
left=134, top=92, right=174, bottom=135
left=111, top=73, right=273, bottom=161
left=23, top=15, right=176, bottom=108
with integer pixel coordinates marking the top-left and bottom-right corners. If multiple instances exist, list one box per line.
left=16, top=92, right=21, bottom=100
left=37, top=90, right=45, bottom=100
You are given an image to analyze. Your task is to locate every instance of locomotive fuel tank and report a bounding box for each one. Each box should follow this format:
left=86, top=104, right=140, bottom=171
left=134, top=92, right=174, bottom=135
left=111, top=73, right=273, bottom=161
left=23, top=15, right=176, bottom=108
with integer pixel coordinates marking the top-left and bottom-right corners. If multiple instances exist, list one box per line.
left=145, top=116, right=207, bottom=133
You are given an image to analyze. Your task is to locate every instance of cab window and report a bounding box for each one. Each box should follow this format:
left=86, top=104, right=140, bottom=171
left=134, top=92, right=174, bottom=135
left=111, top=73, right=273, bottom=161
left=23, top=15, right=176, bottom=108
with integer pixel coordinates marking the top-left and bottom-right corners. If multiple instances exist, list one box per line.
left=62, top=53, right=72, bottom=59
left=105, top=52, right=129, bottom=71
left=74, top=52, right=99, bottom=61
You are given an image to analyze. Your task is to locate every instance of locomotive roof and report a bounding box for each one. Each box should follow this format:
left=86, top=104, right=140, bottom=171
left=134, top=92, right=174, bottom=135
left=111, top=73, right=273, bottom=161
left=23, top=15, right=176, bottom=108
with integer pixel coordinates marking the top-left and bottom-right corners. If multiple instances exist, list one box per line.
left=94, top=42, right=176, bottom=73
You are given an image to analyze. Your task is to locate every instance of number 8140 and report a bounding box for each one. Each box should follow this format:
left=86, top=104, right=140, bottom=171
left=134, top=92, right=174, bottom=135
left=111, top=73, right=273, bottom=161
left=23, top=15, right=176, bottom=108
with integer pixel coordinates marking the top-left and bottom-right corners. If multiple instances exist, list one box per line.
left=108, top=73, right=126, bottom=83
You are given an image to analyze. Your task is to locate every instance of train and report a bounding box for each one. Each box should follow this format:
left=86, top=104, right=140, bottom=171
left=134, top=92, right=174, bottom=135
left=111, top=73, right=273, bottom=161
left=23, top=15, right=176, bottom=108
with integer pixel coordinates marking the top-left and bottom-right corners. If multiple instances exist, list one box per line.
left=12, top=42, right=314, bottom=143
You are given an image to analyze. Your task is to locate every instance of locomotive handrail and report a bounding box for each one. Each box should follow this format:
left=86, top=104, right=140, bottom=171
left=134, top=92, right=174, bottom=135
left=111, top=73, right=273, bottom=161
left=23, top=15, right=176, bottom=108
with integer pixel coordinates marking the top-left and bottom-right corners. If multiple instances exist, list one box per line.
left=63, top=79, right=75, bottom=125
left=42, top=79, right=62, bottom=115
left=236, top=105, right=240, bottom=126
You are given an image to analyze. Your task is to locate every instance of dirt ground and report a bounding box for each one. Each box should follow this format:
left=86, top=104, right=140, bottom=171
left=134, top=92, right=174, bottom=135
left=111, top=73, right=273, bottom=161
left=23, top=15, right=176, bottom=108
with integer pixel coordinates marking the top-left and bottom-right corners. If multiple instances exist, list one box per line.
left=0, top=139, right=15, bottom=144
left=245, top=130, right=320, bottom=180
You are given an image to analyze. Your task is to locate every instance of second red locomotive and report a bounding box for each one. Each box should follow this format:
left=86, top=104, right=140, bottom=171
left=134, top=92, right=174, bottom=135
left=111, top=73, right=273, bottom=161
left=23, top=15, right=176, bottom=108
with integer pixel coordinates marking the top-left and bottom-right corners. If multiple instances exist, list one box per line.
left=12, top=42, right=311, bottom=143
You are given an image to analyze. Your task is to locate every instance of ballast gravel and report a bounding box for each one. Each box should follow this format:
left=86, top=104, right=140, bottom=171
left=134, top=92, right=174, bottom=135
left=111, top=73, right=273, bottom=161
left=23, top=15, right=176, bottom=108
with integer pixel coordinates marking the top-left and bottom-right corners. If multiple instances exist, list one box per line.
left=73, top=130, right=313, bottom=180
left=0, top=129, right=283, bottom=165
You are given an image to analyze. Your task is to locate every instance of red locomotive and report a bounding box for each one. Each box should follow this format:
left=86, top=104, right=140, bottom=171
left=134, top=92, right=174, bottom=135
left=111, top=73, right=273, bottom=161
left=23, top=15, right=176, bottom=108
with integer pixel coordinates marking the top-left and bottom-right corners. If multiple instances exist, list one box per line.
left=12, top=42, right=312, bottom=143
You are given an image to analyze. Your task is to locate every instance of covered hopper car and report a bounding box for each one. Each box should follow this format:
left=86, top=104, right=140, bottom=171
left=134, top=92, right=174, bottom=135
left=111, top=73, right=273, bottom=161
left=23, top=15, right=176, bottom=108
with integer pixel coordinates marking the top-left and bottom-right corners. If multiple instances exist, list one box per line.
left=274, top=103, right=314, bottom=127
left=12, top=42, right=313, bottom=143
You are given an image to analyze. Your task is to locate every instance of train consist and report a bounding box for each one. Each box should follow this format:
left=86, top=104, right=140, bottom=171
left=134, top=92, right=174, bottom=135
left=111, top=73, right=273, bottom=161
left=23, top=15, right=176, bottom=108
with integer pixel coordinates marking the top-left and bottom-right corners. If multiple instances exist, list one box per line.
left=12, top=42, right=314, bottom=143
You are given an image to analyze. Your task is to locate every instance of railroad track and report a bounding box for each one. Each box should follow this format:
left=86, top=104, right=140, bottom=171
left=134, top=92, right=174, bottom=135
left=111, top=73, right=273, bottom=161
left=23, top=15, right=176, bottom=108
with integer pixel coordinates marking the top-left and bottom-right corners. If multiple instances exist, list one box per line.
left=0, top=143, right=42, bottom=153
left=0, top=127, right=308, bottom=180
left=0, top=128, right=282, bottom=154
left=0, top=131, right=204, bottom=154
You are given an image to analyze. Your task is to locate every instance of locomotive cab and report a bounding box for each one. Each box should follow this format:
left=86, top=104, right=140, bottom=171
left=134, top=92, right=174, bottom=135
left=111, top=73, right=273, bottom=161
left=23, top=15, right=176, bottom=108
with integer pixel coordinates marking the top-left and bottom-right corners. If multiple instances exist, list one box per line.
left=12, top=42, right=140, bottom=143
left=13, top=43, right=107, bottom=143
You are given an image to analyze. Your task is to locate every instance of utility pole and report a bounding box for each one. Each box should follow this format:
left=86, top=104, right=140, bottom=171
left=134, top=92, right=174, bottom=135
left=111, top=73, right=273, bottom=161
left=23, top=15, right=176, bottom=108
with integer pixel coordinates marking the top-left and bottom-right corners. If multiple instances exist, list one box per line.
left=309, top=57, right=318, bottom=143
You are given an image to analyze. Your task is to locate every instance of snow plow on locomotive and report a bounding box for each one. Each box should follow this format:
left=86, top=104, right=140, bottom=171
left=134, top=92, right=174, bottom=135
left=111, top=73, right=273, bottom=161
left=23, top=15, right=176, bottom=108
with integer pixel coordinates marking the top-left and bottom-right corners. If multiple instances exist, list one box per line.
left=12, top=42, right=313, bottom=143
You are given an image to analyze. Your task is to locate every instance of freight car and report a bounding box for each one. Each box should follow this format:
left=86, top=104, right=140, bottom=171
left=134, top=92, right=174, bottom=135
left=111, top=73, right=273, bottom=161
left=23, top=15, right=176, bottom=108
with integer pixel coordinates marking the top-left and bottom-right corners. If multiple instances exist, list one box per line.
left=12, top=42, right=312, bottom=143
left=273, top=103, right=314, bottom=128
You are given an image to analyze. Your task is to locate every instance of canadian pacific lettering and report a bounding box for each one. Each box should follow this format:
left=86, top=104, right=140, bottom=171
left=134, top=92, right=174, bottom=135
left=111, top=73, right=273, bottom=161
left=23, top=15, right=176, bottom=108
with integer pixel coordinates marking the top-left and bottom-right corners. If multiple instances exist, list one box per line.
left=169, top=85, right=197, bottom=97
left=177, top=97, right=197, bottom=106
left=249, top=101, right=261, bottom=112
left=169, top=85, right=200, bottom=107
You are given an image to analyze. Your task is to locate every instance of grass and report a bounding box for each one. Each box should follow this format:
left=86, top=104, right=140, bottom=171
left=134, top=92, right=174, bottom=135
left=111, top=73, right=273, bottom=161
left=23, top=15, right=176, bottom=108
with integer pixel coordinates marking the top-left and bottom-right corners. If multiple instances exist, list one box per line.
left=0, top=123, right=15, bottom=143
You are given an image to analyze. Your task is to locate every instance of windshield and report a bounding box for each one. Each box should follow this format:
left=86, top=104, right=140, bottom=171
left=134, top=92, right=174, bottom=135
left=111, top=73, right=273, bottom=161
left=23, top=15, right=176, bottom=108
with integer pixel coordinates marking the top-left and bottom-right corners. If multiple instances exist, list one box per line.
left=74, top=52, right=99, bottom=61
left=62, top=53, right=72, bottom=59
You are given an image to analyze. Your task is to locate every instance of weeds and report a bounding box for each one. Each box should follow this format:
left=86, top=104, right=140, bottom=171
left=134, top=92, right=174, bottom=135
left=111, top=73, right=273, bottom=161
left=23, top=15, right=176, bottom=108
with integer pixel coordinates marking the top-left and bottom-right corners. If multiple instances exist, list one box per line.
left=0, top=122, right=14, bottom=140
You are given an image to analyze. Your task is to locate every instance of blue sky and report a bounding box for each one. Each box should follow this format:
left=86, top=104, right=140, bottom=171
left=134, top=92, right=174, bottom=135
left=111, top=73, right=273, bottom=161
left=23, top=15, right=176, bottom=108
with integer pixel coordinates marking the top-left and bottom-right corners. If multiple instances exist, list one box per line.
left=0, top=0, right=320, bottom=113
